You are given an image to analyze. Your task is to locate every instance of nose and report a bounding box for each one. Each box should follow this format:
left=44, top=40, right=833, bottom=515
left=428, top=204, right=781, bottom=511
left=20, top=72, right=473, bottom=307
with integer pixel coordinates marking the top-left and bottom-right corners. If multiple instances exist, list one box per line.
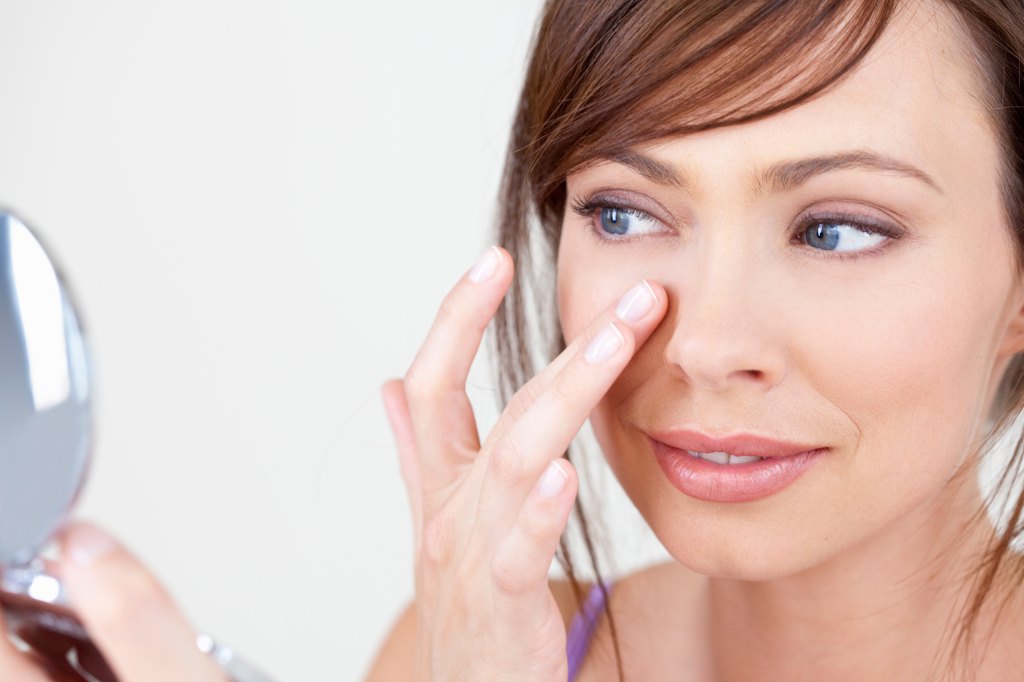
left=661, top=246, right=786, bottom=393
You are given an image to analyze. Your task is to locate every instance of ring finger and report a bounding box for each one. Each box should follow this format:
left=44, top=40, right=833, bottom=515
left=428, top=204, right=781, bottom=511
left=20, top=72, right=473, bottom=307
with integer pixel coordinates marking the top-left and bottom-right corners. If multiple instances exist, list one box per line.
left=477, top=279, right=666, bottom=536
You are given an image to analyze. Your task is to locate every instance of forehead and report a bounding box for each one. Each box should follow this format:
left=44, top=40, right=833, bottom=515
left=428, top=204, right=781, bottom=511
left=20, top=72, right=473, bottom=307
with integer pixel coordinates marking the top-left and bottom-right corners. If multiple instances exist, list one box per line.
left=789, top=0, right=990, bottom=152
left=585, top=0, right=998, bottom=199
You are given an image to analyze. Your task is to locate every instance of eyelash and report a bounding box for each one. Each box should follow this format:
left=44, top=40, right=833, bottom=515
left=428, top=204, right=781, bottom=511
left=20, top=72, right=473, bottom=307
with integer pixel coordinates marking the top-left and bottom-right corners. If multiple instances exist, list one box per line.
left=569, top=196, right=903, bottom=262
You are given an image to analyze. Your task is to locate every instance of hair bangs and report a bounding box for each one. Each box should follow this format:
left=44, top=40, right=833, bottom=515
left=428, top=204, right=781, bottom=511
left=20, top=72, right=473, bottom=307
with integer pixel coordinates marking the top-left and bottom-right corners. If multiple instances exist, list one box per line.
left=523, top=0, right=898, bottom=232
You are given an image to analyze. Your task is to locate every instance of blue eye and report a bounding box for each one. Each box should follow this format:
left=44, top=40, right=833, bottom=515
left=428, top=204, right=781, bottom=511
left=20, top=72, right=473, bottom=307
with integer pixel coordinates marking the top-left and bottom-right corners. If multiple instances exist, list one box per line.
left=600, top=207, right=629, bottom=235
left=570, top=195, right=902, bottom=259
left=567, top=196, right=665, bottom=243
left=800, top=220, right=888, bottom=254
left=595, top=206, right=662, bottom=238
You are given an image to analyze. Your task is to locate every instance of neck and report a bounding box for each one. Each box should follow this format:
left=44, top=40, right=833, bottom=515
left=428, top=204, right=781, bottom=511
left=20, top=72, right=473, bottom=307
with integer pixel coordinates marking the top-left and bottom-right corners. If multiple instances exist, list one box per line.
left=703, top=468, right=1023, bottom=681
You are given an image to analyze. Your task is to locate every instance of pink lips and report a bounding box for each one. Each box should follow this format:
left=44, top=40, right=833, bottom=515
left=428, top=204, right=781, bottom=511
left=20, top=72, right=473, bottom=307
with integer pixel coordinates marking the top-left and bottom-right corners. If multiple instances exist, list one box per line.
left=646, top=428, right=823, bottom=458
left=645, top=428, right=828, bottom=503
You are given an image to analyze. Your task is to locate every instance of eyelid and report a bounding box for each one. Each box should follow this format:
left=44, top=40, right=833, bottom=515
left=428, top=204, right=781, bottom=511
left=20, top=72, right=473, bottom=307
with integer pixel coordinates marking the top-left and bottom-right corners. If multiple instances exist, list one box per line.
left=570, top=198, right=672, bottom=245
left=793, top=205, right=906, bottom=239
left=791, top=208, right=905, bottom=261
left=570, top=190, right=911, bottom=259
left=569, top=189, right=678, bottom=227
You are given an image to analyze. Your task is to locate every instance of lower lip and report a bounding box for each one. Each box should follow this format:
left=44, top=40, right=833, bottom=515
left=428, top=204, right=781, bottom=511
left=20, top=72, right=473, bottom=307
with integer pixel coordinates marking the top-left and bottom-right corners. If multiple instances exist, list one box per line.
left=649, top=437, right=828, bottom=503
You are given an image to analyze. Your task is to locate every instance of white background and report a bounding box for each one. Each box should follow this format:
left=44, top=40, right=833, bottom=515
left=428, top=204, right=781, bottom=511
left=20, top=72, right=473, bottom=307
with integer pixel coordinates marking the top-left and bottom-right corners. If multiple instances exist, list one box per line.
left=1, top=2, right=1021, bottom=680
left=0, top=1, right=673, bottom=680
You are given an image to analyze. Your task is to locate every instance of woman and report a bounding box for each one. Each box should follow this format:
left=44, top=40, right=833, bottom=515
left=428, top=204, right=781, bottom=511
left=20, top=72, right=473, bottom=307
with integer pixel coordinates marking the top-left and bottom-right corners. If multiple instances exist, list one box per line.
left=370, top=0, right=1024, bottom=680
left=2, top=0, right=1021, bottom=680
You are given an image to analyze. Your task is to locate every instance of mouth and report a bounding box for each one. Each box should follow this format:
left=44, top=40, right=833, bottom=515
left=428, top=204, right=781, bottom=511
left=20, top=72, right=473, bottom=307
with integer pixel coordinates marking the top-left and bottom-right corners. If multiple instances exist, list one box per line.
left=644, top=428, right=829, bottom=503
left=679, top=450, right=768, bottom=465
left=645, top=427, right=825, bottom=458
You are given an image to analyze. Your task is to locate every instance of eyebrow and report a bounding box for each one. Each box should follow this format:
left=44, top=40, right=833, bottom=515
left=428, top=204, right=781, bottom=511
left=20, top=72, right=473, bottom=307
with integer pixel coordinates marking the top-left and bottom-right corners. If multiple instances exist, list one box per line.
left=604, top=149, right=944, bottom=196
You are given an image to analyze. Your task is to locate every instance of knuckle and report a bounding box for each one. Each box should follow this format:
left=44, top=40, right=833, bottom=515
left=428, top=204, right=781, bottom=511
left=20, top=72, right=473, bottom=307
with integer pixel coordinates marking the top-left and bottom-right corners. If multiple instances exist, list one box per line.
left=88, top=563, right=173, bottom=630
left=550, top=364, right=577, bottom=403
left=398, top=461, right=418, bottom=491
left=518, top=504, right=556, bottom=544
left=488, top=435, right=528, bottom=485
left=490, top=550, right=529, bottom=596
left=519, top=376, right=544, bottom=405
left=402, top=367, right=436, bottom=403
left=504, top=377, right=543, bottom=423
left=421, top=512, right=457, bottom=568
left=435, top=290, right=461, bottom=326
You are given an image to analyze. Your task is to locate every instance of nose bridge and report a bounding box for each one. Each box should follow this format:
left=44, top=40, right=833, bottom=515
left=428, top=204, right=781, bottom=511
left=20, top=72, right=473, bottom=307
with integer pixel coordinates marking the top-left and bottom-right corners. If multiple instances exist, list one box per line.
left=663, top=229, right=784, bottom=391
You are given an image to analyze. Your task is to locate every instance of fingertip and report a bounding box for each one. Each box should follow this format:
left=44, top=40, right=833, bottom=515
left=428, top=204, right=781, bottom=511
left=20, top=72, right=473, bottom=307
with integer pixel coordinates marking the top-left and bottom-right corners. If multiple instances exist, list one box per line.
left=496, top=245, right=514, bottom=270
left=60, top=521, right=117, bottom=569
left=560, top=456, right=577, bottom=479
left=648, top=279, right=669, bottom=312
left=534, top=458, right=576, bottom=500
left=467, top=245, right=503, bottom=284
left=643, top=277, right=665, bottom=295
left=380, top=378, right=404, bottom=408
left=381, top=380, right=412, bottom=432
left=643, top=279, right=668, bottom=311
left=559, top=458, right=579, bottom=496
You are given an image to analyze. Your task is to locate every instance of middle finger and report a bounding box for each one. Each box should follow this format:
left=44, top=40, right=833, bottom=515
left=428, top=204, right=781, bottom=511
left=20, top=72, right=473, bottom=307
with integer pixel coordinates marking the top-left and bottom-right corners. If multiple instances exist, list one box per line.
left=476, top=279, right=667, bottom=534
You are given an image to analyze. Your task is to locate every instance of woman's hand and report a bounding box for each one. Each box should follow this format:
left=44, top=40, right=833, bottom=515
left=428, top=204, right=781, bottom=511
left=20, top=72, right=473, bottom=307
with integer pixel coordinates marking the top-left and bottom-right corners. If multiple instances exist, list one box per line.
left=0, top=521, right=227, bottom=682
left=381, top=246, right=666, bottom=681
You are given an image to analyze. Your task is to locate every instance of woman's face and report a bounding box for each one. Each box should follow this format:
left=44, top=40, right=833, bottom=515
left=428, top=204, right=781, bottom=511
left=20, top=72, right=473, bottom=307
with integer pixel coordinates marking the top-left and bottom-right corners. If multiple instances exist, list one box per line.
left=557, top=1, right=1024, bottom=579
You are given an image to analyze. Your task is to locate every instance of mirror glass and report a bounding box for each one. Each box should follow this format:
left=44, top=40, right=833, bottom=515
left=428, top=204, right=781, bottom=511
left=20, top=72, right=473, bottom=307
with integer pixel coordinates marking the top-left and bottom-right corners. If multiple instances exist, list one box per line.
left=0, top=212, right=271, bottom=682
left=0, top=211, right=91, bottom=566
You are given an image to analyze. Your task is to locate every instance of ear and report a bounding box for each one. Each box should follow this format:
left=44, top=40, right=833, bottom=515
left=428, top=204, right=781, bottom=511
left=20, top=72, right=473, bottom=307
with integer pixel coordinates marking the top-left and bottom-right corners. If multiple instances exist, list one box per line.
left=997, top=280, right=1024, bottom=357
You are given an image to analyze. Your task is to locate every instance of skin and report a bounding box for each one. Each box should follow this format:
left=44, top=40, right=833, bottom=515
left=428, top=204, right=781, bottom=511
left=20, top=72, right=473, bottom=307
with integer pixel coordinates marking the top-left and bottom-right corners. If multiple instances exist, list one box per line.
left=556, top=1, right=1024, bottom=680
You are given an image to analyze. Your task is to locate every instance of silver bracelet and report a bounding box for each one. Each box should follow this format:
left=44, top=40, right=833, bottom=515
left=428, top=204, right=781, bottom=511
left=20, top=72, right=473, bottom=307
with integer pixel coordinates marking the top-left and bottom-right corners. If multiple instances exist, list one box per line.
left=197, top=633, right=277, bottom=682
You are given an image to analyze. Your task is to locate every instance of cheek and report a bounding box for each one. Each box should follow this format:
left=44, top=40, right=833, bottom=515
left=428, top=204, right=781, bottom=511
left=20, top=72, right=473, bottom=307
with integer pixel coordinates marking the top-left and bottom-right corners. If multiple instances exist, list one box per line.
left=826, top=272, right=1003, bottom=513
left=557, top=249, right=642, bottom=343
left=807, top=245, right=1008, bottom=476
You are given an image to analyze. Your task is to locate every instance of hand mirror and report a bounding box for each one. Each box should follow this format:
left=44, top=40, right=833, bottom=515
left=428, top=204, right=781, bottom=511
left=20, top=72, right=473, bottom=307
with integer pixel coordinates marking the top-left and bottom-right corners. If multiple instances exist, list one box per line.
left=0, top=211, right=272, bottom=681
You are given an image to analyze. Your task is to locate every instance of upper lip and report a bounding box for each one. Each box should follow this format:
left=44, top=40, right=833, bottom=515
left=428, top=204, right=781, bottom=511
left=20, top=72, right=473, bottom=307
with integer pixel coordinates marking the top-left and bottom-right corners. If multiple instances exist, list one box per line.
left=646, top=428, right=826, bottom=458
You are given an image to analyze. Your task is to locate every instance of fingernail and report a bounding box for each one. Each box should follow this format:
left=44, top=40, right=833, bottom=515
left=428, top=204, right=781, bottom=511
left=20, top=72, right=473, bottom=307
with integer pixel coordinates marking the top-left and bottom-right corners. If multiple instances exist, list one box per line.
left=616, top=280, right=656, bottom=324
left=584, top=323, right=624, bottom=364
left=536, top=460, right=567, bottom=498
left=64, top=524, right=116, bottom=566
left=468, top=246, right=501, bottom=283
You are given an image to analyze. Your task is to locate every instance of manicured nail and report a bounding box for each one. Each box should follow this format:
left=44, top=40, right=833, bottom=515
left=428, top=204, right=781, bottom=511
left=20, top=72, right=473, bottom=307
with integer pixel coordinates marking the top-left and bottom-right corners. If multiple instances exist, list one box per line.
left=584, top=323, right=624, bottom=364
left=468, top=246, right=501, bottom=283
left=615, top=280, right=656, bottom=324
left=64, top=524, right=116, bottom=566
left=536, top=460, right=568, bottom=498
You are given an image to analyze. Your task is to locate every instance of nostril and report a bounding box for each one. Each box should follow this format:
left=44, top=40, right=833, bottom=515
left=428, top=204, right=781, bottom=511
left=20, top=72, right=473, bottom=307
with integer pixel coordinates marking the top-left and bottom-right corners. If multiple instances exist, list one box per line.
left=661, top=324, right=785, bottom=391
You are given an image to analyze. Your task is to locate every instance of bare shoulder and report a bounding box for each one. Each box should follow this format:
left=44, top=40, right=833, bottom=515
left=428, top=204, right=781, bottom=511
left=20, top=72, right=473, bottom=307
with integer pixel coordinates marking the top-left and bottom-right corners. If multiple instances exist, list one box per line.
left=364, top=598, right=417, bottom=682
left=611, top=560, right=706, bottom=618
left=363, top=579, right=597, bottom=682
left=574, top=562, right=710, bottom=682
left=550, top=561, right=705, bottom=636
left=549, top=576, right=595, bottom=631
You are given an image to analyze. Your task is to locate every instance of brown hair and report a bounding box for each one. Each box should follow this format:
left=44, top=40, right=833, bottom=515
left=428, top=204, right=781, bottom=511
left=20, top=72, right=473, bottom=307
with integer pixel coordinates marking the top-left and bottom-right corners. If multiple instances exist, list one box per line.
left=490, top=0, right=1024, bottom=679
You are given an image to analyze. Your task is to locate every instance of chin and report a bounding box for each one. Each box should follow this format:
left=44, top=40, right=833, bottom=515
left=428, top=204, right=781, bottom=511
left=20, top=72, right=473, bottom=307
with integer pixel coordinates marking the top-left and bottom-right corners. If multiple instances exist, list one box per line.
left=626, top=481, right=851, bottom=581
left=662, top=534, right=823, bottom=582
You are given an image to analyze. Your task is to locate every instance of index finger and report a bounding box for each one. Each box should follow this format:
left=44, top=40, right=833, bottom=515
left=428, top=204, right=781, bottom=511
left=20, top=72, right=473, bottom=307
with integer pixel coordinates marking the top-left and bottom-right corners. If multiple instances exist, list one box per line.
left=402, top=245, right=513, bottom=494
left=57, top=523, right=227, bottom=682
left=0, top=603, right=52, bottom=681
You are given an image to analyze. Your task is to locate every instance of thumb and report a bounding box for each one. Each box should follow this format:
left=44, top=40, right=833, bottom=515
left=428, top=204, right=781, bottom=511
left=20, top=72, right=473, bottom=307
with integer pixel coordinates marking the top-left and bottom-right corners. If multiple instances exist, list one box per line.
left=382, top=379, right=424, bottom=550
left=57, top=522, right=225, bottom=682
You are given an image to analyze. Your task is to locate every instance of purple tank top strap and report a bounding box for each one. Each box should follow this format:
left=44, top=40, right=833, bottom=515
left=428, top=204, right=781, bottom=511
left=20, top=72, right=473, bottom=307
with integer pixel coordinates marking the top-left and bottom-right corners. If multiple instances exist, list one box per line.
left=566, top=580, right=614, bottom=681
